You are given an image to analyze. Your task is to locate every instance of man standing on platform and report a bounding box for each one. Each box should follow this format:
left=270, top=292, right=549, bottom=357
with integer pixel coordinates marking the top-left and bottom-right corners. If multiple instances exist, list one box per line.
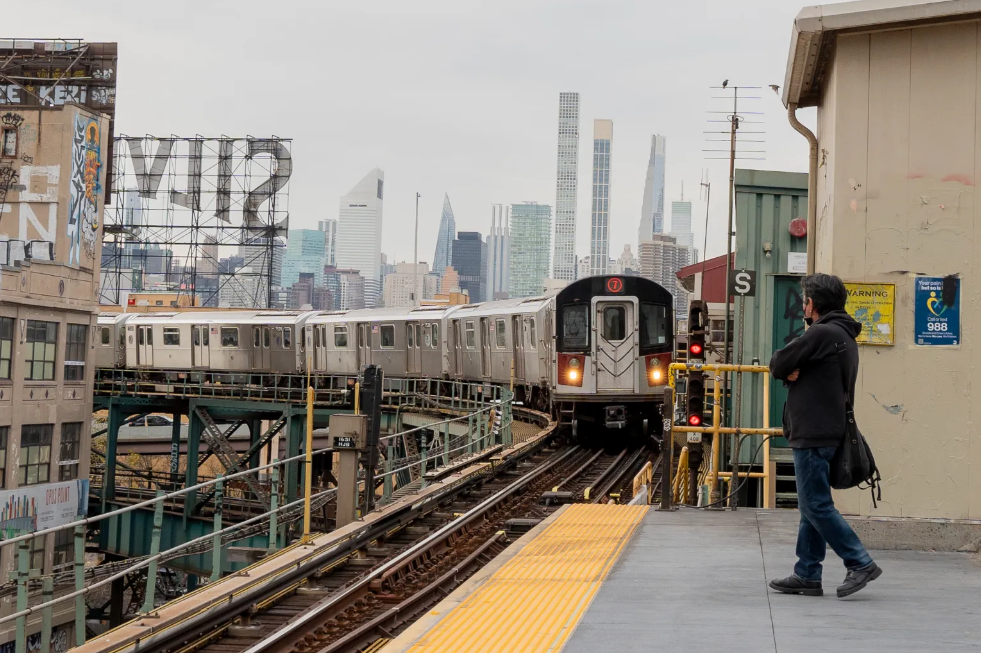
left=767, top=273, right=882, bottom=598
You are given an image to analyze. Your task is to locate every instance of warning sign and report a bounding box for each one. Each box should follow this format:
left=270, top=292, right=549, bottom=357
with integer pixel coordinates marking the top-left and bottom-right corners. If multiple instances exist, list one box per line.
left=845, top=282, right=895, bottom=346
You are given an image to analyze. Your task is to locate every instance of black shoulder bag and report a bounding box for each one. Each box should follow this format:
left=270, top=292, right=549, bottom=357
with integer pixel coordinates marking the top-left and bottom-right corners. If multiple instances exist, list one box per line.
left=830, top=342, right=882, bottom=508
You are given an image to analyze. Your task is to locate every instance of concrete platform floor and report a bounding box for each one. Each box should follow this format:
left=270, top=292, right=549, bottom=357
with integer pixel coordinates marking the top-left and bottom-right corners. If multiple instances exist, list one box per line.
left=563, top=509, right=981, bottom=653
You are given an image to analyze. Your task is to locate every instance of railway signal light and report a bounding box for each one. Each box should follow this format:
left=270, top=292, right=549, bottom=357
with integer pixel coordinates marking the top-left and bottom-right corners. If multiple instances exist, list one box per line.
left=687, top=372, right=705, bottom=427
left=688, top=301, right=707, bottom=363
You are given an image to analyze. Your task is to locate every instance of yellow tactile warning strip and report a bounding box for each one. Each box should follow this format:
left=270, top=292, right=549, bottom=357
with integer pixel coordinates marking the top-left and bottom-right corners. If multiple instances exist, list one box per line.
left=406, top=503, right=647, bottom=653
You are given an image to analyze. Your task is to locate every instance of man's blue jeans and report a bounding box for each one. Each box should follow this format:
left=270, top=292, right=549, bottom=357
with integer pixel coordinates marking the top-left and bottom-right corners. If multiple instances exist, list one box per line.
left=793, top=446, right=873, bottom=581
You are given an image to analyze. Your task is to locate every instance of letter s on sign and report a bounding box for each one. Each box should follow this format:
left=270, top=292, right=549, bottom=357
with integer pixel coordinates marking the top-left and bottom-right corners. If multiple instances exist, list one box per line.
left=735, top=272, right=751, bottom=295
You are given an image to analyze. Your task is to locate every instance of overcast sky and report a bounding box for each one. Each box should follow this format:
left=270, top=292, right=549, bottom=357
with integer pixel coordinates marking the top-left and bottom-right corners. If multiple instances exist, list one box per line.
left=25, top=0, right=817, bottom=268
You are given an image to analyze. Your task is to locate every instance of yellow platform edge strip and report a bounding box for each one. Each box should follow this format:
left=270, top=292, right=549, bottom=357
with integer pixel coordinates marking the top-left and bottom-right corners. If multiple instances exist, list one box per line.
left=405, top=504, right=648, bottom=653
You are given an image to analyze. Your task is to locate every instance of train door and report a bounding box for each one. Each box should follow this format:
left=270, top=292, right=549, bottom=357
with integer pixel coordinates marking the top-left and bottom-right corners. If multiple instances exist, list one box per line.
left=137, top=326, right=153, bottom=366
left=594, top=300, right=637, bottom=392
left=253, top=326, right=271, bottom=370
left=316, top=325, right=327, bottom=371
left=192, top=325, right=210, bottom=367
left=512, top=316, right=525, bottom=380
left=357, top=323, right=371, bottom=367
left=479, top=318, right=491, bottom=377
left=452, top=320, right=463, bottom=376
left=406, top=322, right=420, bottom=374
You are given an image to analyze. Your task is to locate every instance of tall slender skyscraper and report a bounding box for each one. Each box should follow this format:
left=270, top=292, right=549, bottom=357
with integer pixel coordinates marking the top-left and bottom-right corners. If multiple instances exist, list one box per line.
left=317, top=219, right=337, bottom=267
left=638, top=135, right=667, bottom=247
left=589, top=119, right=613, bottom=277
left=485, top=204, right=510, bottom=301
left=432, top=193, right=456, bottom=278
left=335, top=168, right=384, bottom=307
left=553, top=92, right=580, bottom=281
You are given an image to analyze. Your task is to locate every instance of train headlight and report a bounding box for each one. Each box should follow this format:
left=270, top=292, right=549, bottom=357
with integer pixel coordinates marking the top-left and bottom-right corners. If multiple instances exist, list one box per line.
left=568, top=369, right=579, bottom=381
left=651, top=369, right=662, bottom=382
left=560, top=355, right=585, bottom=387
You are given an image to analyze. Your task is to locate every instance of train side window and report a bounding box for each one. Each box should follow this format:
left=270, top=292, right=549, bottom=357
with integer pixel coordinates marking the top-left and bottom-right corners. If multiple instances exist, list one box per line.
left=163, top=327, right=181, bottom=346
left=221, top=327, right=239, bottom=348
left=423, top=324, right=431, bottom=347
left=119, top=330, right=126, bottom=349
left=101, top=327, right=111, bottom=345
left=432, top=323, right=439, bottom=349
left=283, top=327, right=292, bottom=349
left=560, top=305, right=589, bottom=350
left=253, top=328, right=261, bottom=348
left=192, top=327, right=200, bottom=347
left=602, top=306, right=626, bottom=341
left=335, top=326, right=348, bottom=348
left=528, top=318, right=537, bottom=350
left=263, top=327, right=271, bottom=348
left=203, top=327, right=209, bottom=346
left=406, top=324, right=414, bottom=348
left=380, top=325, right=395, bottom=348
left=357, top=326, right=364, bottom=348
left=495, top=319, right=506, bottom=348
left=465, top=321, right=476, bottom=349
left=640, top=303, right=668, bottom=347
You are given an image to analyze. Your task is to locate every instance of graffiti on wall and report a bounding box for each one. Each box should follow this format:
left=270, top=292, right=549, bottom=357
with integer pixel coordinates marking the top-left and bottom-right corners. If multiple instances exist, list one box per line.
left=68, top=114, right=101, bottom=266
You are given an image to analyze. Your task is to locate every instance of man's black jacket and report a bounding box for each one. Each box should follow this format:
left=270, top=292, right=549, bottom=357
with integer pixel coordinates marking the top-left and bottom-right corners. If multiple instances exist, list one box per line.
left=769, top=310, right=861, bottom=449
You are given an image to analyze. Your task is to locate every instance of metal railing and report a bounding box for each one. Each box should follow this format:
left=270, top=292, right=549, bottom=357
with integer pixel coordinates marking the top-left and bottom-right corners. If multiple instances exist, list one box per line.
left=6, top=379, right=513, bottom=653
left=664, top=363, right=782, bottom=509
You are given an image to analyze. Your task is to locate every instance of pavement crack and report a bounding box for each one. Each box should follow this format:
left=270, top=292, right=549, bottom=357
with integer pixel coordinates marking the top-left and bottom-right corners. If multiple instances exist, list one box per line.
left=756, top=511, right=779, bottom=653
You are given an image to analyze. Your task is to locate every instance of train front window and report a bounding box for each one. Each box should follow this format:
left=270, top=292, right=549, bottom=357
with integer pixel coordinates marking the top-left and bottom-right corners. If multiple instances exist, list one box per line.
left=560, top=304, right=589, bottom=350
left=602, top=306, right=626, bottom=341
left=640, top=303, right=668, bottom=347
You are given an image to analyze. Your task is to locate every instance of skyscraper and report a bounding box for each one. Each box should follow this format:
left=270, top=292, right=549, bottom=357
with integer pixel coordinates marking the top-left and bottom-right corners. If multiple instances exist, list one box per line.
left=669, top=200, right=694, bottom=248
left=335, top=168, right=384, bottom=307
left=317, top=219, right=337, bottom=267
left=485, top=204, right=510, bottom=301
left=553, top=92, right=580, bottom=281
left=281, top=229, right=327, bottom=287
left=638, top=135, right=667, bottom=246
left=589, top=119, right=613, bottom=276
left=433, top=193, right=456, bottom=278
left=639, top=234, right=691, bottom=316
left=452, top=232, right=484, bottom=301
left=509, top=202, right=552, bottom=298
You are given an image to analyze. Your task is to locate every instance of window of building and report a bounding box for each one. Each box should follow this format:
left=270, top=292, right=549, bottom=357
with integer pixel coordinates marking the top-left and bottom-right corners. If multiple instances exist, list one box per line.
left=1, top=129, right=16, bottom=158
left=465, top=321, right=476, bottom=349
left=30, top=534, right=45, bottom=573
left=25, top=320, right=57, bottom=381
left=0, top=317, right=12, bottom=379
left=19, top=424, right=52, bottom=486
left=283, top=327, right=291, bottom=349
left=560, top=305, right=589, bottom=350
left=64, top=324, right=87, bottom=381
left=162, top=327, right=180, bottom=346
left=640, top=303, right=668, bottom=347
left=334, top=326, right=348, bottom=348
left=54, top=529, right=73, bottom=568
left=380, top=325, right=395, bottom=348
left=59, top=422, right=81, bottom=481
left=528, top=318, right=537, bottom=350
left=220, top=327, right=239, bottom=348
left=431, top=323, right=439, bottom=349
left=101, top=327, right=111, bottom=345
left=495, top=319, right=506, bottom=348
left=0, top=426, right=7, bottom=488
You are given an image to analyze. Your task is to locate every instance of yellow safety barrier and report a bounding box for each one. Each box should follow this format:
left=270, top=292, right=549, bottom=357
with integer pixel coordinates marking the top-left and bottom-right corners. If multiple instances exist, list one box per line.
left=631, top=461, right=653, bottom=505
left=672, top=446, right=690, bottom=504
left=666, top=363, right=781, bottom=508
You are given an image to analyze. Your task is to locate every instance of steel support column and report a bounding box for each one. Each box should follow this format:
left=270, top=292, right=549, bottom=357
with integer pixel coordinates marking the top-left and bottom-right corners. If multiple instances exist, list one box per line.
left=103, top=399, right=123, bottom=508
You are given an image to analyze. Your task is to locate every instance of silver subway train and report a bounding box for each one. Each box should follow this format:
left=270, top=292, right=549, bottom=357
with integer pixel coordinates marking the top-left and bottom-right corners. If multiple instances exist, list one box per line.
left=96, top=276, right=676, bottom=441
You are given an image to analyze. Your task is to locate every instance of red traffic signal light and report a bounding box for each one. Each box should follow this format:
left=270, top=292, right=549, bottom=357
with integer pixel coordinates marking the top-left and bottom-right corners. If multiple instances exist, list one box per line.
left=688, top=414, right=702, bottom=426
left=689, top=342, right=703, bottom=356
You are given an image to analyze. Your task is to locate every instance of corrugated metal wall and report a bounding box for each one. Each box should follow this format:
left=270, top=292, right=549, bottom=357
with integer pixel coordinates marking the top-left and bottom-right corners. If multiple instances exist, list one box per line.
left=732, top=169, right=808, bottom=460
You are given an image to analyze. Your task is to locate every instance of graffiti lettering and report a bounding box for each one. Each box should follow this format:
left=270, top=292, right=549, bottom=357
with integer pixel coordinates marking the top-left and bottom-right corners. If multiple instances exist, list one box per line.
left=0, top=112, right=24, bottom=128
left=68, top=115, right=102, bottom=265
left=19, top=154, right=32, bottom=164
left=782, top=285, right=805, bottom=345
left=92, top=68, right=114, bottom=80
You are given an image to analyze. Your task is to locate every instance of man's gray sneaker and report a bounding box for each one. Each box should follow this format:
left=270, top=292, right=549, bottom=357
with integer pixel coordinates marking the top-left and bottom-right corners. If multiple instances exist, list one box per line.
left=768, top=574, right=823, bottom=596
left=837, top=562, right=882, bottom=598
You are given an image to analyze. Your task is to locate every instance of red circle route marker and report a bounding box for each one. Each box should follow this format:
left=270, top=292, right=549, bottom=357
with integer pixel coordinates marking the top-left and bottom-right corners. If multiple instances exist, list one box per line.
left=607, top=277, right=624, bottom=293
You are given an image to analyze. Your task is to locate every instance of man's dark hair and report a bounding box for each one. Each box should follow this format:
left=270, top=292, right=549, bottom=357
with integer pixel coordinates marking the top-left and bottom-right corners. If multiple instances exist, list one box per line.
left=801, top=273, right=847, bottom=314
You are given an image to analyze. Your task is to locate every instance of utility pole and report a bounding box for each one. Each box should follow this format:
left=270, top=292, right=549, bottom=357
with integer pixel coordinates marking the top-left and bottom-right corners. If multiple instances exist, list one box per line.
left=414, top=192, right=421, bottom=306
left=699, top=173, right=711, bottom=300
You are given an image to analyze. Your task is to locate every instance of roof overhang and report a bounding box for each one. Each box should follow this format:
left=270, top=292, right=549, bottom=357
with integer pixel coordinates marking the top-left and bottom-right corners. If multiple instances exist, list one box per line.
left=783, top=0, right=981, bottom=108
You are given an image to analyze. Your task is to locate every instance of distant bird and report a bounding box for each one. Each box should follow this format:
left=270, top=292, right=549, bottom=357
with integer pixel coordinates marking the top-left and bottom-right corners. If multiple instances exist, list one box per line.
left=769, top=84, right=780, bottom=94
left=722, top=79, right=729, bottom=89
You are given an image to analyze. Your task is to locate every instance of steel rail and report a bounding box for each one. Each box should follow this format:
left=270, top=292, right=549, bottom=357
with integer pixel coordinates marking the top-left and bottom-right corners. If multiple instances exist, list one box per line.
left=239, top=446, right=583, bottom=653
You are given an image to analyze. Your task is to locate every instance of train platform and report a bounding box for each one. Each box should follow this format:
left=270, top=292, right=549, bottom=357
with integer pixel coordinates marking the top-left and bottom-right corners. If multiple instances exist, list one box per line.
left=384, top=506, right=981, bottom=653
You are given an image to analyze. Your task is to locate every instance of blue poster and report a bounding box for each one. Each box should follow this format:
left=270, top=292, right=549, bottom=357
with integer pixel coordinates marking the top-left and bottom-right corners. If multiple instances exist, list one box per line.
left=914, top=277, right=960, bottom=346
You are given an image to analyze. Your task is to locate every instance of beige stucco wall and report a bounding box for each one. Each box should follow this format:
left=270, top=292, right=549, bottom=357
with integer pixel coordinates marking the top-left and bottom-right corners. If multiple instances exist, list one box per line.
left=817, top=23, right=981, bottom=519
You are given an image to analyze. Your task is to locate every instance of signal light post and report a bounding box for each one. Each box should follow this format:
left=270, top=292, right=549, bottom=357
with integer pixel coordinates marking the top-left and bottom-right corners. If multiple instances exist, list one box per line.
left=686, top=301, right=708, bottom=505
